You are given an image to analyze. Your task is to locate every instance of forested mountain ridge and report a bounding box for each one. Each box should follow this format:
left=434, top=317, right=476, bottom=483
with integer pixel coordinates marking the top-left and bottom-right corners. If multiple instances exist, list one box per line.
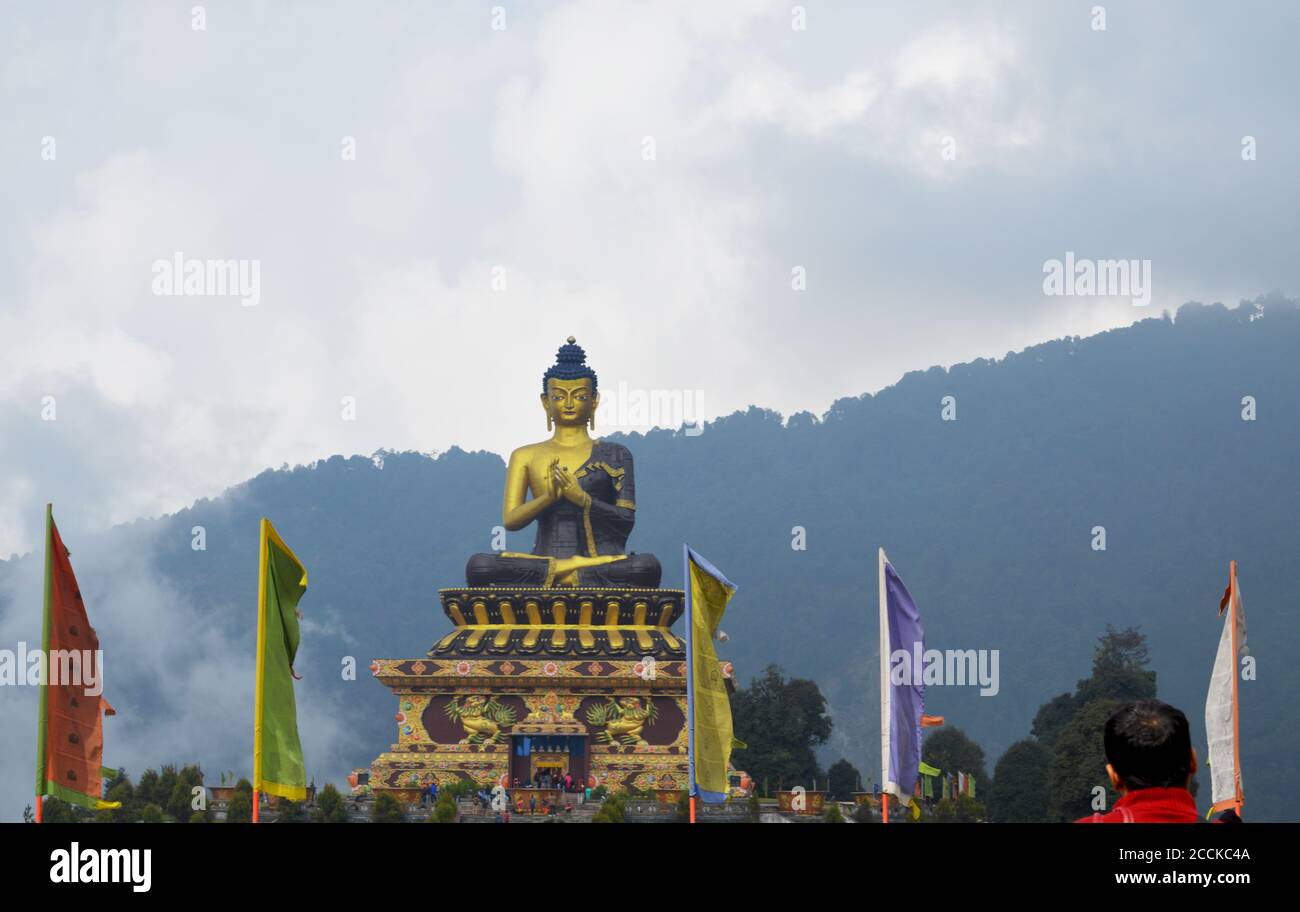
left=2, top=295, right=1295, bottom=820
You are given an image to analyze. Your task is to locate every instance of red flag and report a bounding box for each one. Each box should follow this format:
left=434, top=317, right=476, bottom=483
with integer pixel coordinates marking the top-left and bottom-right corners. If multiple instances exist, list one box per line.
left=35, top=506, right=119, bottom=812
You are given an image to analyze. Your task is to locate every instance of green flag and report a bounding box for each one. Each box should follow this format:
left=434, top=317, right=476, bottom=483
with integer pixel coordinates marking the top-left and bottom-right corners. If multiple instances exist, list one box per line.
left=253, top=519, right=308, bottom=800
left=685, top=545, right=738, bottom=803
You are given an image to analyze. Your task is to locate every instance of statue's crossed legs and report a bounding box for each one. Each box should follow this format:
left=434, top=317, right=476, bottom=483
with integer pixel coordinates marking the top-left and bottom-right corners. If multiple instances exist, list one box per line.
left=465, top=551, right=662, bottom=588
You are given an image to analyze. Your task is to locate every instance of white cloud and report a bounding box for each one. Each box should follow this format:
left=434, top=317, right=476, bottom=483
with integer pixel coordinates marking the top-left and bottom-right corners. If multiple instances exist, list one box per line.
left=721, top=67, right=879, bottom=136
left=0, top=1, right=1296, bottom=558
left=894, top=25, right=1015, bottom=93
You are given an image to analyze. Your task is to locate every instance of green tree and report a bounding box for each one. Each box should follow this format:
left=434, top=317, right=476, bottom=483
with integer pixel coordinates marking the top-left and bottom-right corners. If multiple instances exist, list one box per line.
left=166, top=765, right=204, bottom=823
left=592, top=796, right=625, bottom=823
left=1031, top=693, right=1078, bottom=748
left=921, top=727, right=989, bottom=796
left=155, top=765, right=180, bottom=819
left=932, top=795, right=986, bottom=822
left=39, top=797, right=86, bottom=823
left=188, top=810, right=208, bottom=823
left=731, top=665, right=832, bottom=790
left=102, top=767, right=129, bottom=795
left=826, top=758, right=861, bottom=800
left=226, top=779, right=253, bottom=823
left=442, top=779, right=476, bottom=800
left=97, top=780, right=137, bottom=823
left=1046, top=698, right=1122, bottom=821
left=1031, top=626, right=1160, bottom=821
left=371, top=792, right=406, bottom=823
left=823, top=803, right=846, bottom=823
left=140, top=804, right=164, bottom=823
left=988, top=739, right=1050, bottom=822
left=429, top=793, right=458, bottom=823
left=1074, top=626, right=1157, bottom=705
left=135, top=769, right=162, bottom=808
left=275, top=800, right=307, bottom=823
left=314, top=783, right=350, bottom=823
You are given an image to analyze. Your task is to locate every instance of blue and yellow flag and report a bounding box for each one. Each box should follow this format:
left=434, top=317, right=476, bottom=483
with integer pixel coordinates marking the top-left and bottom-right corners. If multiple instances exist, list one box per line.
left=684, top=545, right=738, bottom=804
left=253, top=518, right=308, bottom=801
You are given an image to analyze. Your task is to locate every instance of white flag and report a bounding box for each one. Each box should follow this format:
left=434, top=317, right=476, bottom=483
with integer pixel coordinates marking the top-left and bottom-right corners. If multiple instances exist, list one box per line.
left=1205, top=561, right=1247, bottom=813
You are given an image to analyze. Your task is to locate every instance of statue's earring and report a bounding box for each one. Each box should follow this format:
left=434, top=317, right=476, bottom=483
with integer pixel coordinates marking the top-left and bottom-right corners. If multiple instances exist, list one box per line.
left=547, top=413, right=554, bottom=431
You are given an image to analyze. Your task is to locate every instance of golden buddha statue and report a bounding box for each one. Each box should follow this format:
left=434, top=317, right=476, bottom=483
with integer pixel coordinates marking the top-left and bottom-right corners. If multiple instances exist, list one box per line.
left=465, top=338, right=662, bottom=589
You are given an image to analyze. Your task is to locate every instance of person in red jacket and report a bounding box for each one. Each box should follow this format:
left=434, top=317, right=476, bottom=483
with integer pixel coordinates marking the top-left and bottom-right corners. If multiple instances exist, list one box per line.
left=1076, top=699, right=1203, bottom=823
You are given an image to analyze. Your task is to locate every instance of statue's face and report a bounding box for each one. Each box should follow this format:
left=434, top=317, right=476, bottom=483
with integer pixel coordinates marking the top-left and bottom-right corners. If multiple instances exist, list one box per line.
left=542, top=378, right=598, bottom=428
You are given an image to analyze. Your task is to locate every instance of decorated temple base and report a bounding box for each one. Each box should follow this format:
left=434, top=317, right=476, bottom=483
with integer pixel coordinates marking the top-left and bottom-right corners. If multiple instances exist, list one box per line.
left=368, top=586, right=732, bottom=801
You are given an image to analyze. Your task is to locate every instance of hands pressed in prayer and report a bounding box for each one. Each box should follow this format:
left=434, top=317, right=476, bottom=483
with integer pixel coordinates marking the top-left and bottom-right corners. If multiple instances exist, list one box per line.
left=549, top=459, right=590, bottom=508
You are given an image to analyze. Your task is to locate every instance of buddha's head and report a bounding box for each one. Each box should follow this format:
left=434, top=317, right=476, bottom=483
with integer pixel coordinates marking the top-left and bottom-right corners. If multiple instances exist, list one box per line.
left=541, top=337, right=599, bottom=431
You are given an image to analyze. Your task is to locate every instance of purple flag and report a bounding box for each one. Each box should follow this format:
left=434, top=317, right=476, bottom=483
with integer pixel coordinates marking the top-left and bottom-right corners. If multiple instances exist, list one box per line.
left=879, top=550, right=925, bottom=804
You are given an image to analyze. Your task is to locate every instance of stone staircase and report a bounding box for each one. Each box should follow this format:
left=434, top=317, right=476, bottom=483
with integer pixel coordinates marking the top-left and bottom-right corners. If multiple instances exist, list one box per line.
left=456, top=795, right=601, bottom=823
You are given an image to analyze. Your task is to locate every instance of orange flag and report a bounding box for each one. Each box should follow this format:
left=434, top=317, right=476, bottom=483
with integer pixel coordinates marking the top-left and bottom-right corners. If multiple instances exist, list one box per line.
left=35, top=505, right=120, bottom=813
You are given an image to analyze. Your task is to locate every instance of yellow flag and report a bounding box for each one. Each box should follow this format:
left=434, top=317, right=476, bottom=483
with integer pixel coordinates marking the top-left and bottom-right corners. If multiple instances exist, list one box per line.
left=685, top=545, right=738, bottom=802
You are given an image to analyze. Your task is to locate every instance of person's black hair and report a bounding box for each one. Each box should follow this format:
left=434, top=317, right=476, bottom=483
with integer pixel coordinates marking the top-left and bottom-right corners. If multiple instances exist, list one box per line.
left=542, top=337, right=598, bottom=392
left=1104, top=699, right=1193, bottom=790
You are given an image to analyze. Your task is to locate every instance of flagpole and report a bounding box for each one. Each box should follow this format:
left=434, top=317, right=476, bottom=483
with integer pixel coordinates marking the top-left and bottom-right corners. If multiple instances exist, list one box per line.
left=1229, top=560, right=1243, bottom=816
left=34, top=504, right=53, bottom=824
left=683, top=542, right=697, bottom=825
left=252, top=518, right=268, bottom=824
left=878, top=547, right=890, bottom=824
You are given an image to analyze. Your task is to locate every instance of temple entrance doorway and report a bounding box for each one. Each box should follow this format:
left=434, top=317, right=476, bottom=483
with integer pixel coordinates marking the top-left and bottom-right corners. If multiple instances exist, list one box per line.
left=510, top=734, right=588, bottom=790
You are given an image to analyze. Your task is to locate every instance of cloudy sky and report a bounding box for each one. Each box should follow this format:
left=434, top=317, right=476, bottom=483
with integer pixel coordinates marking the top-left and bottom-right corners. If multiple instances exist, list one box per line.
left=1, top=0, right=1297, bottom=557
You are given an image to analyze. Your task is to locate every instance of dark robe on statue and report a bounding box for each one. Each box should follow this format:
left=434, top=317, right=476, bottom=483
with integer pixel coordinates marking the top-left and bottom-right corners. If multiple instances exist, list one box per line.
left=466, top=440, right=662, bottom=588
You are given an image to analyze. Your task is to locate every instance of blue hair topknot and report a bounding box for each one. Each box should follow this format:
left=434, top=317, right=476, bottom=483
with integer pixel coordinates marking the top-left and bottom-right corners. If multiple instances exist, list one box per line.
left=542, top=336, right=598, bottom=392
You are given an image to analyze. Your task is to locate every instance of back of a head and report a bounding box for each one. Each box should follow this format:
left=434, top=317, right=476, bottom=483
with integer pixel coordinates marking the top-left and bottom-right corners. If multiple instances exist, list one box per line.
left=1104, top=699, right=1193, bottom=790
